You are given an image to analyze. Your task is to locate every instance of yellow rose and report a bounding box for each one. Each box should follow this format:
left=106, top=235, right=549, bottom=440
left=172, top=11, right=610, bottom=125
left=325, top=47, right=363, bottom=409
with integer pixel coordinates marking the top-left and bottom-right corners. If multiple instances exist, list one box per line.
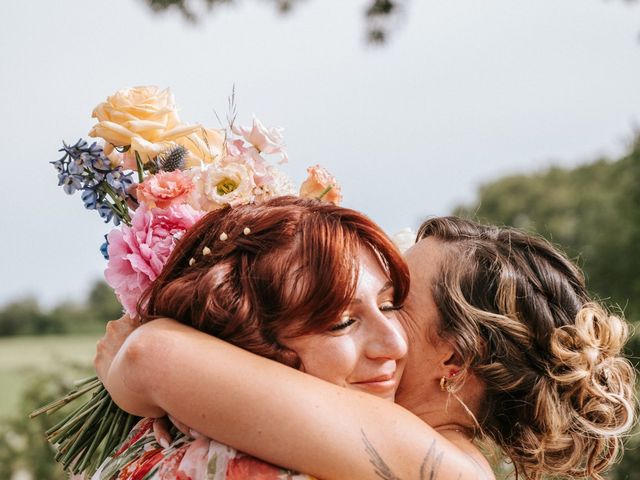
left=88, top=86, right=200, bottom=162
left=176, top=127, right=226, bottom=167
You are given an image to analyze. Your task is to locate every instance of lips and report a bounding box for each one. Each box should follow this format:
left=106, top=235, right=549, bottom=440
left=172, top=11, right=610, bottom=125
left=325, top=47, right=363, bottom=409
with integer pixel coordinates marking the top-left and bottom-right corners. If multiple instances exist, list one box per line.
left=350, top=371, right=398, bottom=395
left=353, top=373, right=395, bottom=384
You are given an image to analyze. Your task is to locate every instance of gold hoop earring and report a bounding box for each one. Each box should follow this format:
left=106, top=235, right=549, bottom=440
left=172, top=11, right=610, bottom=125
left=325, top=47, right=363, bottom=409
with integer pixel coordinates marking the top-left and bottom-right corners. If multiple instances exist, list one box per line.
left=440, top=376, right=451, bottom=392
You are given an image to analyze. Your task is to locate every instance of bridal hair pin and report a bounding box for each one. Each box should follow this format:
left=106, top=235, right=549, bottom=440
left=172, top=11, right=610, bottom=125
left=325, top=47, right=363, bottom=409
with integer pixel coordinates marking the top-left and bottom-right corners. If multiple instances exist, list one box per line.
left=202, top=246, right=212, bottom=256
left=188, top=257, right=196, bottom=266
left=243, top=227, right=251, bottom=235
left=220, top=232, right=229, bottom=241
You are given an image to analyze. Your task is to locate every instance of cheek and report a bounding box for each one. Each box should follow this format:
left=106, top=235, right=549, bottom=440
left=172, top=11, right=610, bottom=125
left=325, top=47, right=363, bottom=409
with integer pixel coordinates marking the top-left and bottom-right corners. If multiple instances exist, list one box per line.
left=297, top=338, right=358, bottom=385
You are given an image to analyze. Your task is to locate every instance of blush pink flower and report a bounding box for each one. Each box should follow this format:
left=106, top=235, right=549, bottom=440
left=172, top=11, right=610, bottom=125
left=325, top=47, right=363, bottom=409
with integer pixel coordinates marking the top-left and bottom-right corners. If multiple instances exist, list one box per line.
left=299, top=165, right=343, bottom=205
left=136, top=170, right=194, bottom=209
left=232, top=116, right=288, bottom=163
left=104, top=203, right=204, bottom=315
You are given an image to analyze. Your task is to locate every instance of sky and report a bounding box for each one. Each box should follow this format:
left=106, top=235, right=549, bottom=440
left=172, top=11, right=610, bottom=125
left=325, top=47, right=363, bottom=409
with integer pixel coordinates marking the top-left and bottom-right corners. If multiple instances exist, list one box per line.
left=0, top=0, right=639, bottom=306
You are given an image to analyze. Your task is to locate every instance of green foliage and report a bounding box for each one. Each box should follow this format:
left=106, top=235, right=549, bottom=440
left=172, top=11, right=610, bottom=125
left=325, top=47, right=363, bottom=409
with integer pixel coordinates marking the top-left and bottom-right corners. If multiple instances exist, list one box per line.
left=87, top=280, right=125, bottom=324
left=455, top=136, right=640, bottom=323
left=142, top=0, right=406, bottom=43
left=0, top=297, right=64, bottom=336
left=0, top=364, right=93, bottom=479
left=454, top=136, right=640, bottom=480
left=0, top=280, right=122, bottom=337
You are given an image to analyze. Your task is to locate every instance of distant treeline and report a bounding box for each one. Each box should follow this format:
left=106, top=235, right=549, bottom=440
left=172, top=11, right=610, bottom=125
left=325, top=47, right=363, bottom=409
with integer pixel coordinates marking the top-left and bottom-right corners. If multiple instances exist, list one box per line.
left=454, top=134, right=640, bottom=375
left=453, top=134, right=640, bottom=480
left=4, top=136, right=639, bottom=341
left=456, top=135, right=640, bottom=323
left=0, top=281, right=122, bottom=336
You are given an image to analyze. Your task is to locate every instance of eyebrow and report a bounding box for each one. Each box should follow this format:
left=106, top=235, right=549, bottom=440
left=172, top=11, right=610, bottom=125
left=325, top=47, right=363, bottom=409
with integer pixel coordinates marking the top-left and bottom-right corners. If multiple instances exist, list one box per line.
left=349, top=281, right=394, bottom=305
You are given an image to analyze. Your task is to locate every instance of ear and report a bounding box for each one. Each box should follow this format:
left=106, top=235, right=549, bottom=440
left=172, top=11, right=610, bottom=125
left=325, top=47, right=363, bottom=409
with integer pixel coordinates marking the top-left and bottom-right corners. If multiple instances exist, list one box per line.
left=439, top=341, right=463, bottom=378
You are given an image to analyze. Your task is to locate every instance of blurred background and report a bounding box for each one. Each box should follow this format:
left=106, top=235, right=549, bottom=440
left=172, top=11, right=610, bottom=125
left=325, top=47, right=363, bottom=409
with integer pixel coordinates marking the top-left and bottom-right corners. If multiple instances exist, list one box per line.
left=0, top=0, right=639, bottom=478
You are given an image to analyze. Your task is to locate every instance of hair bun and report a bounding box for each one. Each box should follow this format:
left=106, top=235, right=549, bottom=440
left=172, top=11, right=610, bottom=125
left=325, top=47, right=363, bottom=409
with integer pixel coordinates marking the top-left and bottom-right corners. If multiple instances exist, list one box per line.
left=549, top=303, right=630, bottom=385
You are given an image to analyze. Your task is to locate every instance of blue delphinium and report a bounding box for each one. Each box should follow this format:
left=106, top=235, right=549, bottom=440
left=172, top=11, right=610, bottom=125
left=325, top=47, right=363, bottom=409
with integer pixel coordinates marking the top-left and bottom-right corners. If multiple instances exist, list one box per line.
left=100, top=235, right=110, bottom=260
left=52, top=139, right=134, bottom=225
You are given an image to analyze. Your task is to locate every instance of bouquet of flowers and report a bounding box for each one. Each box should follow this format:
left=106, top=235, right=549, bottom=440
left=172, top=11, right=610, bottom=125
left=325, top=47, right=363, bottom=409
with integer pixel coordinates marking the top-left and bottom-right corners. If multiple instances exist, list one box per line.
left=31, top=85, right=342, bottom=476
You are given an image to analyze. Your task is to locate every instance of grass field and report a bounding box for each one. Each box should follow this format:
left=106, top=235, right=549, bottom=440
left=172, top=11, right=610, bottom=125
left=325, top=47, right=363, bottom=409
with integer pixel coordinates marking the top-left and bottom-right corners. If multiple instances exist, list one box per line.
left=0, top=334, right=101, bottom=415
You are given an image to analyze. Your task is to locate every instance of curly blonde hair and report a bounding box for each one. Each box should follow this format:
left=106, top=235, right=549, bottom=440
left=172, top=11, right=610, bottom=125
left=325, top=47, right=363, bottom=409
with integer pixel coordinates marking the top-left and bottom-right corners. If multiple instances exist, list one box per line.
left=417, top=217, right=636, bottom=480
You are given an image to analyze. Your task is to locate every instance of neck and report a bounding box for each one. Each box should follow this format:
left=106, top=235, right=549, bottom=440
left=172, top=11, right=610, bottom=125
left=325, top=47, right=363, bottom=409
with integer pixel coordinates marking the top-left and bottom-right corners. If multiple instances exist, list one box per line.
left=396, top=379, right=483, bottom=433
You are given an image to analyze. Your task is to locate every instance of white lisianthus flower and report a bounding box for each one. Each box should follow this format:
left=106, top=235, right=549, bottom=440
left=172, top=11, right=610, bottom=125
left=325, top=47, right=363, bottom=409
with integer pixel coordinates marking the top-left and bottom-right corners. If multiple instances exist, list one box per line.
left=189, top=162, right=257, bottom=211
left=254, top=167, right=296, bottom=203
left=233, top=116, right=288, bottom=163
left=392, top=228, right=417, bottom=253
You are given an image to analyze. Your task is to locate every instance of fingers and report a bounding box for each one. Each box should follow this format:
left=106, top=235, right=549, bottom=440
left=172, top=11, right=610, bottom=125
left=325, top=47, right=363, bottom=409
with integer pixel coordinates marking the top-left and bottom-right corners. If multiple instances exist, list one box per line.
left=121, top=313, right=140, bottom=327
left=152, top=417, right=173, bottom=449
left=167, top=415, right=190, bottom=437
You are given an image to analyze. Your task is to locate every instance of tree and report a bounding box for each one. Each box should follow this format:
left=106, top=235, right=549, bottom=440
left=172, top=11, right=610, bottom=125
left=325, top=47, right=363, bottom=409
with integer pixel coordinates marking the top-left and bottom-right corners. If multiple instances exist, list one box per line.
left=143, top=0, right=407, bottom=43
left=455, top=135, right=640, bottom=322
left=141, top=0, right=639, bottom=44
left=87, top=280, right=123, bottom=324
left=454, top=135, right=640, bottom=480
left=0, top=297, right=65, bottom=336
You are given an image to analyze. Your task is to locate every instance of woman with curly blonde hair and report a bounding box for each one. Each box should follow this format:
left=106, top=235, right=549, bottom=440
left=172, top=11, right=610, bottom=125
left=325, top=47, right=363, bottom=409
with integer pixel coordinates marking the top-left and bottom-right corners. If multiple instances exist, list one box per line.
left=97, top=216, right=636, bottom=480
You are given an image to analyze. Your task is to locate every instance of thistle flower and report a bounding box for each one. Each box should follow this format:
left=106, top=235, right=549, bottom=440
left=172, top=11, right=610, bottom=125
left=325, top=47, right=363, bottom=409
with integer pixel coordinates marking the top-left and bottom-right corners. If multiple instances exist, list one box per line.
left=158, top=144, right=187, bottom=172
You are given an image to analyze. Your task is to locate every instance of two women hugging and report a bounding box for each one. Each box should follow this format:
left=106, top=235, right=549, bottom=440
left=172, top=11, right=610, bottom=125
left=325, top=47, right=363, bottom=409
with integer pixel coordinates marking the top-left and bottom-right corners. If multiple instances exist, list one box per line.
left=94, top=196, right=636, bottom=480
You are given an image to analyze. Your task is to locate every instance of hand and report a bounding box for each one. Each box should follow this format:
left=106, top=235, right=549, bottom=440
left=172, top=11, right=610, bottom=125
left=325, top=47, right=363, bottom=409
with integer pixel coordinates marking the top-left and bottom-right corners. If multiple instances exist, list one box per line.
left=94, top=314, right=139, bottom=383
left=152, top=415, right=206, bottom=448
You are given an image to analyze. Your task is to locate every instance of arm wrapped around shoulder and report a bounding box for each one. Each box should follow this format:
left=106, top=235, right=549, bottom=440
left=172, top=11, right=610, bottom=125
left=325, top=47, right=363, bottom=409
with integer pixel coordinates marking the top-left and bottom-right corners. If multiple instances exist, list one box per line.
left=508, top=303, right=636, bottom=480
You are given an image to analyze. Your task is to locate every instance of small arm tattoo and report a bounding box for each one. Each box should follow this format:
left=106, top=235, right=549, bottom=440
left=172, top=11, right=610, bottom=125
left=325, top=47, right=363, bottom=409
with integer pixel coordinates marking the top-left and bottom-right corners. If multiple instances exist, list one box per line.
left=361, top=430, right=446, bottom=480
left=419, top=440, right=444, bottom=480
left=362, top=429, right=402, bottom=480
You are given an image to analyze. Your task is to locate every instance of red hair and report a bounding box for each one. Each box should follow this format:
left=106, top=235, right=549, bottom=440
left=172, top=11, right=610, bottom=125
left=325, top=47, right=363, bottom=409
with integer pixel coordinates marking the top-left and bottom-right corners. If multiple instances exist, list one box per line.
left=139, top=196, right=409, bottom=368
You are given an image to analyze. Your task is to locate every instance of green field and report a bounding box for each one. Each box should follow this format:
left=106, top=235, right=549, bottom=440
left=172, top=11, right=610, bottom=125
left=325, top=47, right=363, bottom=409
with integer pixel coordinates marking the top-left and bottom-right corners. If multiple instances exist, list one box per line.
left=0, top=334, right=101, bottom=415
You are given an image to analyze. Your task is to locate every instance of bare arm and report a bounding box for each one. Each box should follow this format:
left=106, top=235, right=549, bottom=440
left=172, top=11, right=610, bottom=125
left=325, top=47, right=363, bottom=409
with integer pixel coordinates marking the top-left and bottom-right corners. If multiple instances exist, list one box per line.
left=104, top=318, right=484, bottom=480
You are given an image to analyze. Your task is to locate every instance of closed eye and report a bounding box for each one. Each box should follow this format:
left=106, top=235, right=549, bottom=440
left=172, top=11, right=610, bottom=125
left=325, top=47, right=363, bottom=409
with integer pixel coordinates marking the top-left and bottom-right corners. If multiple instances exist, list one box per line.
left=329, top=318, right=356, bottom=332
left=380, top=302, right=401, bottom=312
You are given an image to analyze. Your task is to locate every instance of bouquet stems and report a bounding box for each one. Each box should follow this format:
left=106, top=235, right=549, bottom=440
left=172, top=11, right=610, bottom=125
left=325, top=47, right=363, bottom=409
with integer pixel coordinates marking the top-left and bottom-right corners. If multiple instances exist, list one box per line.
left=30, top=375, right=140, bottom=476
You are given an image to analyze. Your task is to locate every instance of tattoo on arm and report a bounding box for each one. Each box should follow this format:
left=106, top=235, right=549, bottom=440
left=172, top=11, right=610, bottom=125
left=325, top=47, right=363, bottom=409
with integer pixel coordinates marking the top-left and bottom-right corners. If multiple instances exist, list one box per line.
left=362, top=429, right=402, bottom=480
left=419, top=440, right=444, bottom=480
left=361, top=430, right=447, bottom=480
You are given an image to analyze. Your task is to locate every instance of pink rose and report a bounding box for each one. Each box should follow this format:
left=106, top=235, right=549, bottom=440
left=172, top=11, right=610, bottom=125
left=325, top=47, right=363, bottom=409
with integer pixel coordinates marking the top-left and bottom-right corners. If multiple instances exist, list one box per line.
left=136, top=170, right=194, bottom=209
left=299, top=165, right=343, bottom=205
left=104, top=204, right=204, bottom=315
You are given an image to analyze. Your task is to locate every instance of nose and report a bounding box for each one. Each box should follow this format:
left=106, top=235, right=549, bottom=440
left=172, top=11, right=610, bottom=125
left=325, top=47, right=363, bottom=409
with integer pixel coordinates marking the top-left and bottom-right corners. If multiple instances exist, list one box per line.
left=365, top=311, right=408, bottom=361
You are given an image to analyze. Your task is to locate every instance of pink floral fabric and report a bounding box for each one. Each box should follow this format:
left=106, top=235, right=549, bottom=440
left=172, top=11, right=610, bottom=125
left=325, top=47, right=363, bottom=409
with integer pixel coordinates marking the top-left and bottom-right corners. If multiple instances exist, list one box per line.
left=93, top=418, right=316, bottom=480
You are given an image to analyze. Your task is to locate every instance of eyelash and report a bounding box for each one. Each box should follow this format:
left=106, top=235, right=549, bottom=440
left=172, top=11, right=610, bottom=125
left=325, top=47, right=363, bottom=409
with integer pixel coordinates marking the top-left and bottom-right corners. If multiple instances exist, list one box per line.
left=329, top=318, right=356, bottom=332
left=329, top=302, right=400, bottom=332
left=380, top=302, right=400, bottom=312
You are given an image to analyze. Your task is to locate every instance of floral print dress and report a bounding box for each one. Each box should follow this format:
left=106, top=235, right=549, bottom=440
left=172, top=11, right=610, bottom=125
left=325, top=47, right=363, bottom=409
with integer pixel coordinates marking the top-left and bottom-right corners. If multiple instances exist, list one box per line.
left=93, top=418, right=317, bottom=480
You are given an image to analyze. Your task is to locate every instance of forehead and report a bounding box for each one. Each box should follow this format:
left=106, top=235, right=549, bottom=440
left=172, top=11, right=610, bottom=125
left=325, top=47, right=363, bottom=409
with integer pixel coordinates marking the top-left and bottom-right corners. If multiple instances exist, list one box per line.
left=401, top=237, right=444, bottom=334
left=404, top=237, right=444, bottom=286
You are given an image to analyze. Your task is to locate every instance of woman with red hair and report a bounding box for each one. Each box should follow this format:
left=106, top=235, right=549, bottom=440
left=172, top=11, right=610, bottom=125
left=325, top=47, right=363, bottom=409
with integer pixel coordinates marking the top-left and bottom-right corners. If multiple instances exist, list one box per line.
left=94, top=195, right=410, bottom=478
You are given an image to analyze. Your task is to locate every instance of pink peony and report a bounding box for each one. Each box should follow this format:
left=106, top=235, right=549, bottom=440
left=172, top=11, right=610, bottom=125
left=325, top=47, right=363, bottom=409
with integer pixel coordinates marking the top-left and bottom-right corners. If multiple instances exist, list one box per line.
left=299, top=165, right=343, bottom=205
left=136, top=170, right=194, bottom=209
left=104, top=203, right=204, bottom=315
